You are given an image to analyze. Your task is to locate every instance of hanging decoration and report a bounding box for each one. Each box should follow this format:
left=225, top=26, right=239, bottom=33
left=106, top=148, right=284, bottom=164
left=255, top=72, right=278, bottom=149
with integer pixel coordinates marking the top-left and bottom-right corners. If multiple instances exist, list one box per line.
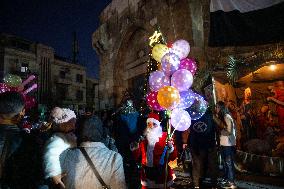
left=226, top=45, right=284, bottom=85
left=227, top=56, right=243, bottom=86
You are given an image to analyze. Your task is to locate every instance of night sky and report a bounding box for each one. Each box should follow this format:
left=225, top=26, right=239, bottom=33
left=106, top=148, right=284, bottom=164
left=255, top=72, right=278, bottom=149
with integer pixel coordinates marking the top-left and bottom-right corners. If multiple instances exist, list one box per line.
left=0, top=0, right=111, bottom=79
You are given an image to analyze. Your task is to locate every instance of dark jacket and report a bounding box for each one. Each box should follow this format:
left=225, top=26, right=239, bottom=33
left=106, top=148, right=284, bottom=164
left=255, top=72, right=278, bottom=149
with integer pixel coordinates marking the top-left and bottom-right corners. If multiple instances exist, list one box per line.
left=188, top=111, right=218, bottom=150
left=0, top=124, right=43, bottom=189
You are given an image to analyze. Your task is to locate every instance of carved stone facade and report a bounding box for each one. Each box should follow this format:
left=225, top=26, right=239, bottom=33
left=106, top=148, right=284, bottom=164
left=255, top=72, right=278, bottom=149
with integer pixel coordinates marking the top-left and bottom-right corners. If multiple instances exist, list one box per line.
left=92, top=0, right=282, bottom=110
left=93, top=0, right=209, bottom=109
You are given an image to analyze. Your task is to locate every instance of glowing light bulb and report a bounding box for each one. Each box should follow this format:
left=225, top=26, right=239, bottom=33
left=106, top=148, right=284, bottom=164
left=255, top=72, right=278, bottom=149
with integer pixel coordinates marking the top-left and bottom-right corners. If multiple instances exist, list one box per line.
left=269, top=64, right=276, bottom=71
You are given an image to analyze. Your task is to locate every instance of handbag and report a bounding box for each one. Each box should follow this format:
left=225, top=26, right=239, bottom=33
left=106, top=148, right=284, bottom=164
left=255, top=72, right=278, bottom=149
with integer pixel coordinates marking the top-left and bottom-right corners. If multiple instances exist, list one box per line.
left=79, top=147, right=111, bottom=189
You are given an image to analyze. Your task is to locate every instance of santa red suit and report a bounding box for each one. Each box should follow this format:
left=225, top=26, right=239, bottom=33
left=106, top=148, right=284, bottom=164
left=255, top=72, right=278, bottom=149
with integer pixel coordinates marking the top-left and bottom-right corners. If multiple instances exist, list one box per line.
left=131, top=113, right=177, bottom=189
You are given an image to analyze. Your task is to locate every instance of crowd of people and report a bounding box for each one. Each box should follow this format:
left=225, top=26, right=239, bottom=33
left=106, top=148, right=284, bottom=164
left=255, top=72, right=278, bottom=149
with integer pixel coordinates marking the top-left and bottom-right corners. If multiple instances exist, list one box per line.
left=0, top=85, right=283, bottom=189
left=0, top=91, right=126, bottom=189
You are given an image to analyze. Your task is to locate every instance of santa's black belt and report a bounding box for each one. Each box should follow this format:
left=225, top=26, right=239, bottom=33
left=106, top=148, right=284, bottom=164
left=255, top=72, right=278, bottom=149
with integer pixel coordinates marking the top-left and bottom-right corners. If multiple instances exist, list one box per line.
left=143, top=166, right=164, bottom=180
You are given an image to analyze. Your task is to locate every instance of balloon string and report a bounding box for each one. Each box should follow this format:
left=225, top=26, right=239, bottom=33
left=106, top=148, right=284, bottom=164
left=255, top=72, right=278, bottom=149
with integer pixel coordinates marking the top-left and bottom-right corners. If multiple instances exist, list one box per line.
left=169, top=127, right=176, bottom=139
left=169, top=3, right=177, bottom=39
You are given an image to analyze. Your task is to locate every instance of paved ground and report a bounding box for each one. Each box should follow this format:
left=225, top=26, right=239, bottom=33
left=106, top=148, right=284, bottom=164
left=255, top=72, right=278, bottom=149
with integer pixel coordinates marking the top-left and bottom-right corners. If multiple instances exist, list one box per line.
left=124, top=161, right=284, bottom=189
left=171, top=168, right=284, bottom=189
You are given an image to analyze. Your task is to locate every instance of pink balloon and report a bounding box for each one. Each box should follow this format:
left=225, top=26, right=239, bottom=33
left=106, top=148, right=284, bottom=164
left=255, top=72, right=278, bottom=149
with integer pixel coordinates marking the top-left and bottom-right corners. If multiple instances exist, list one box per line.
left=0, top=83, right=11, bottom=93
left=146, top=91, right=165, bottom=111
left=161, top=53, right=180, bottom=76
left=171, top=108, right=191, bottom=131
left=22, top=75, right=36, bottom=86
left=23, top=83, right=38, bottom=95
left=171, top=69, right=193, bottom=92
left=170, top=39, right=190, bottom=59
left=149, top=71, right=170, bottom=92
left=24, top=95, right=37, bottom=110
left=179, top=58, right=197, bottom=76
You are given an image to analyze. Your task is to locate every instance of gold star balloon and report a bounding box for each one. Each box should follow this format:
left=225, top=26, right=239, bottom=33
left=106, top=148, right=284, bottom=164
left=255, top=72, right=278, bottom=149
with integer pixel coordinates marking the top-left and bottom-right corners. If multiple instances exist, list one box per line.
left=149, top=31, right=162, bottom=47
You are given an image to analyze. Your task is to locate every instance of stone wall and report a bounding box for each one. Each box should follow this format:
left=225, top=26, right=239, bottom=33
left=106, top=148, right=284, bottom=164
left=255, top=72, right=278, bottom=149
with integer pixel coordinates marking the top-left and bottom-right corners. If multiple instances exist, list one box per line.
left=93, top=0, right=209, bottom=109
left=92, top=0, right=282, bottom=110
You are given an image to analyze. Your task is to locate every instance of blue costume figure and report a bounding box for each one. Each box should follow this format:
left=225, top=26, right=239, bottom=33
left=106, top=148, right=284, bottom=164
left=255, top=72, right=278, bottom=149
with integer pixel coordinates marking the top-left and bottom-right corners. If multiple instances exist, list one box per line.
left=113, top=99, right=140, bottom=189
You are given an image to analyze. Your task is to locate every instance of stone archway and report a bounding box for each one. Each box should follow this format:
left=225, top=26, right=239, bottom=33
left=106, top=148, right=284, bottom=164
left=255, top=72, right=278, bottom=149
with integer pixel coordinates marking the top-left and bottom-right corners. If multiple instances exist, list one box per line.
left=113, top=25, right=151, bottom=106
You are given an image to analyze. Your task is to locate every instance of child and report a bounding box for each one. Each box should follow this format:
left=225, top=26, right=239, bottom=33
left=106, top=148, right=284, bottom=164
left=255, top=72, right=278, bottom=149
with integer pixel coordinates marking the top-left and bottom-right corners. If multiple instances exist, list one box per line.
left=43, top=107, right=77, bottom=188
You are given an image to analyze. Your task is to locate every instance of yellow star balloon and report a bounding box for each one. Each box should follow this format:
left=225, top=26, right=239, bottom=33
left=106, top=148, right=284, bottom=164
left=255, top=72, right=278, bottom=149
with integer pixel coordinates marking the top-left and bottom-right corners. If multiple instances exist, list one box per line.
left=149, top=31, right=162, bottom=47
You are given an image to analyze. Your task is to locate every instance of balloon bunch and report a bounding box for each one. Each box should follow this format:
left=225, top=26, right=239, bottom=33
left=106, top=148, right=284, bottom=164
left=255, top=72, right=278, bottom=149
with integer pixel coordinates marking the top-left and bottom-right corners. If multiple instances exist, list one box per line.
left=0, top=74, right=38, bottom=110
left=146, top=39, right=208, bottom=135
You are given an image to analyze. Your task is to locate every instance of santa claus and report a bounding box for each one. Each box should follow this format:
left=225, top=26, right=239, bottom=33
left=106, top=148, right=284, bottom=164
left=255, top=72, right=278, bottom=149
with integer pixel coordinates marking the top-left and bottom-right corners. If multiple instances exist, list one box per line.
left=130, top=112, right=177, bottom=189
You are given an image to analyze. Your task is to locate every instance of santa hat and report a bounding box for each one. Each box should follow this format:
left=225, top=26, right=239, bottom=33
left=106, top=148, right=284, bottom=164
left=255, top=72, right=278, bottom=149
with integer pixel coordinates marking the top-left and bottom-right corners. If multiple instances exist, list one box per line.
left=147, top=112, right=160, bottom=126
left=50, top=107, right=76, bottom=124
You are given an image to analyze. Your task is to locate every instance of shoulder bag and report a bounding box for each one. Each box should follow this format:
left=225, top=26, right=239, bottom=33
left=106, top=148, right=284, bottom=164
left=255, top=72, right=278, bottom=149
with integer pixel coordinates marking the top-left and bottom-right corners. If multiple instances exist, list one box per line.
left=79, top=147, right=111, bottom=189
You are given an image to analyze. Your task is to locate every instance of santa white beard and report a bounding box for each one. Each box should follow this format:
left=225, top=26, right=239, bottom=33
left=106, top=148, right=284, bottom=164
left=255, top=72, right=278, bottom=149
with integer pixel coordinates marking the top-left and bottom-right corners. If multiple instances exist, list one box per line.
left=145, top=125, right=163, bottom=146
left=144, top=126, right=163, bottom=167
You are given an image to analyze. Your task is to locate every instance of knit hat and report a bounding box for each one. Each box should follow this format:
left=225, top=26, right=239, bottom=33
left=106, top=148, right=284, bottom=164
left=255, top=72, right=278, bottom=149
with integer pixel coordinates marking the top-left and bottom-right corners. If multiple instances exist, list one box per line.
left=50, top=107, right=76, bottom=124
left=147, top=112, right=160, bottom=126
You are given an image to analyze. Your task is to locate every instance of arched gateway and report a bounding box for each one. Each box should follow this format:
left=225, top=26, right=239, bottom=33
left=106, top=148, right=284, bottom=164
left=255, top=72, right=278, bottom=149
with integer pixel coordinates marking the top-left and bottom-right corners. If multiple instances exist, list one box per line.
left=113, top=23, right=152, bottom=107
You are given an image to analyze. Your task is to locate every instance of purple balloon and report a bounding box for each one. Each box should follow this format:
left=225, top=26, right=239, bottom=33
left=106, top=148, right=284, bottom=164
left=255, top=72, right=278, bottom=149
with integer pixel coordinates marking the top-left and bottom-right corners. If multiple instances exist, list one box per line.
left=171, top=69, right=193, bottom=92
left=179, top=58, right=197, bottom=76
left=171, top=108, right=191, bottom=131
left=177, top=89, right=196, bottom=109
left=170, top=39, right=190, bottom=59
left=149, top=71, right=170, bottom=92
left=161, top=53, right=180, bottom=76
left=186, top=93, right=208, bottom=120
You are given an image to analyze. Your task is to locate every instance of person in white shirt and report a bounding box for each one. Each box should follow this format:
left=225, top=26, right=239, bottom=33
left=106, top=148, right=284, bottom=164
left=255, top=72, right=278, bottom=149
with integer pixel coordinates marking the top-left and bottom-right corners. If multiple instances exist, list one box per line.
left=215, top=101, right=237, bottom=189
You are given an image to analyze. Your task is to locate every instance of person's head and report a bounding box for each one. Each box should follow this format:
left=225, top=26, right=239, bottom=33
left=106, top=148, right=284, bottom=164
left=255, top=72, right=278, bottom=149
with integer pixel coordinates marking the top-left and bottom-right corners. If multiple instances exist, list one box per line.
left=50, top=107, right=77, bottom=133
left=146, top=112, right=160, bottom=129
left=0, top=91, right=25, bottom=122
left=275, top=80, right=284, bottom=88
left=85, top=107, right=93, bottom=116
left=216, top=101, right=231, bottom=120
left=244, top=87, right=252, bottom=100
left=228, top=100, right=236, bottom=112
left=77, top=115, right=104, bottom=144
left=260, top=104, right=269, bottom=114
left=145, top=112, right=162, bottom=145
